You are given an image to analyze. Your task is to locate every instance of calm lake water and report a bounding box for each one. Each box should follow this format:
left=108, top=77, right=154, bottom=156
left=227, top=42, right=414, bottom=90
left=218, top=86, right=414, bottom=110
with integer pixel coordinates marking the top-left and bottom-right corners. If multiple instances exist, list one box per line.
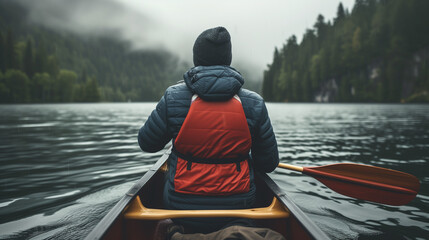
left=0, top=103, right=428, bottom=240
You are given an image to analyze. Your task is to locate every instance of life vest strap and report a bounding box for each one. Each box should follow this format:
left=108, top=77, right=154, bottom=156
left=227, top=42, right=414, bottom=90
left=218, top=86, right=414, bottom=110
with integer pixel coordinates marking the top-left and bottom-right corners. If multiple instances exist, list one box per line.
left=172, top=147, right=248, bottom=172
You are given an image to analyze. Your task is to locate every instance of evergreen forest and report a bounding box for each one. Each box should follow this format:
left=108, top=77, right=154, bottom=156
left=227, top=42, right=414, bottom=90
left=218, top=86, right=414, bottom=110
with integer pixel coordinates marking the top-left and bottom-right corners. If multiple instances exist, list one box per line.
left=262, top=0, right=429, bottom=103
left=0, top=0, right=184, bottom=103
left=1, top=0, right=429, bottom=103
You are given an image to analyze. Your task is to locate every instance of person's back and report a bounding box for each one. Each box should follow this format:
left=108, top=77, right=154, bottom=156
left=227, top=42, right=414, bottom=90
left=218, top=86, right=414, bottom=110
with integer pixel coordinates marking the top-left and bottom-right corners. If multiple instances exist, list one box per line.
left=138, top=26, right=279, bottom=233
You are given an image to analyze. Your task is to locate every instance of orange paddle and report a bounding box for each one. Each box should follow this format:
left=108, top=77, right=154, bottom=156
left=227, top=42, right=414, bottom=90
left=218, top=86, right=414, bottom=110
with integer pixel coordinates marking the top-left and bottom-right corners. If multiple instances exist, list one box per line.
left=278, top=163, right=420, bottom=206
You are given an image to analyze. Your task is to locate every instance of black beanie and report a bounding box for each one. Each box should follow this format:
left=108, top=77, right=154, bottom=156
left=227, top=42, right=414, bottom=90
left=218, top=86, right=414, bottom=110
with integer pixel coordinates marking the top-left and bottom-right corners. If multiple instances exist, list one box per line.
left=193, top=27, right=232, bottom=66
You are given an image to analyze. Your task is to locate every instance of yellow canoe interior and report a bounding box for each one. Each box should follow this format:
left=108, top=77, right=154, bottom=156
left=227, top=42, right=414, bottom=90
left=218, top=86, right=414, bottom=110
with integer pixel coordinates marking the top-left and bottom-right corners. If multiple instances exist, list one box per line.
left=94, top=162, right=323, bottom=240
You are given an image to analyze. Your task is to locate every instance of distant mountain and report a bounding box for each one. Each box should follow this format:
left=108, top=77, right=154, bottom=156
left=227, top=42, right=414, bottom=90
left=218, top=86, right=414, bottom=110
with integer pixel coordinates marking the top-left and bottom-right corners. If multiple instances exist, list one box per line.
left=0, top=0, right=186, bottom=103
left=263, top=0, right=429, bottom=103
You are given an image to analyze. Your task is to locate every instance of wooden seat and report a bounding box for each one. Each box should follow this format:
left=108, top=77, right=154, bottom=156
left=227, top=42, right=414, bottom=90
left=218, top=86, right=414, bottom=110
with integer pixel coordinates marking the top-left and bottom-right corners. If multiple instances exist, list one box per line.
left=124, top=196, right=290, bottom=220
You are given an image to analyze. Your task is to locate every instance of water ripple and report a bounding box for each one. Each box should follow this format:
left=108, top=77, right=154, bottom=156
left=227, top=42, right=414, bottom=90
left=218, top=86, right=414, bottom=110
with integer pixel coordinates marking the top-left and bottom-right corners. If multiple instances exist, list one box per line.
left=0, top=103, right=428, bottom=240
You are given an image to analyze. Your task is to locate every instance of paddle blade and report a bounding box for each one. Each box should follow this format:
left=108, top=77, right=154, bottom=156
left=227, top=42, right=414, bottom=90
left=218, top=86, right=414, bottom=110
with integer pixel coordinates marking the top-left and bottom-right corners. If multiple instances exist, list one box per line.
left=302, top=163, right=420, bottom=206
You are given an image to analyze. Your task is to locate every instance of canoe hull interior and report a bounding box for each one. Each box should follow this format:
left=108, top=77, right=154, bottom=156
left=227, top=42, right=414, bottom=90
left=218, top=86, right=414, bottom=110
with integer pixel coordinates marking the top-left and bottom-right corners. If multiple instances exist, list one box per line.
left=86, top=152, right=329, bottom=240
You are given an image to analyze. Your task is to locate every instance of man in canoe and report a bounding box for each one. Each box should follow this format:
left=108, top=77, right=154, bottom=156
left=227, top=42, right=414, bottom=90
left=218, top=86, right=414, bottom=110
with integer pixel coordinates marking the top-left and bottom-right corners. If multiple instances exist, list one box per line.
left=138, top=26, right=280, bottom=238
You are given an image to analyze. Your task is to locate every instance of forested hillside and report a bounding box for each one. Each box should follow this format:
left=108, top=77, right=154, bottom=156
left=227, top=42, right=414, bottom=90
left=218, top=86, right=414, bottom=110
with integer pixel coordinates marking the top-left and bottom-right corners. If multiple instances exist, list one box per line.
left=0, top=0, right=185, bottom=103
left=263, top=0, right=429, bottom=103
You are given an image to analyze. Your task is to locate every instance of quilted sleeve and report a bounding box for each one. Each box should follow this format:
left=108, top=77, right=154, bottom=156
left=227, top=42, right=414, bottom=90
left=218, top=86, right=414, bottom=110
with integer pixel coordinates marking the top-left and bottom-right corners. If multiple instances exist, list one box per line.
left=138, top=94, right=172, bottom=153
left=251, top=101, right=279, bottom=173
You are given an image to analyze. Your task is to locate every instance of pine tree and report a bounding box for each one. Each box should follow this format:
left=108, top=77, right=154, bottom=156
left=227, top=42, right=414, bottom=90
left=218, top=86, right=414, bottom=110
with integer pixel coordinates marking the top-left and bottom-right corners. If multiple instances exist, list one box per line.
left=32, top=72, right=52, bottom=102
left=57, top=70, right=77, bottom=102
left=80, top=69, right=88, bottom=83
left=4, top=69, right=30, bottom=103
left=262, top=48, right=280, bottom=100
left=314, top=14, right=327, bottom=41
left=335, top=3, right=345, bottom=24
left=262, top=0, right=429, bottom=103
left=0, top=32, right=5, bottom=73
left=46, top=55, right=59, bottom=78
left=84, top=77, right=100, bottom=102
left=23, top=39, right=34, bottom=78
left=34, top=40, right=48, bottom=74
left=5, top=29, right=17, bottom=70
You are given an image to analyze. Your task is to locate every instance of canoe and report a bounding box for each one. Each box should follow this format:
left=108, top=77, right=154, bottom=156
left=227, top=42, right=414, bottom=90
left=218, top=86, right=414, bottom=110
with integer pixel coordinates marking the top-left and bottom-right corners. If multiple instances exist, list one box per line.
left=85, top=149, right=330, bottom=240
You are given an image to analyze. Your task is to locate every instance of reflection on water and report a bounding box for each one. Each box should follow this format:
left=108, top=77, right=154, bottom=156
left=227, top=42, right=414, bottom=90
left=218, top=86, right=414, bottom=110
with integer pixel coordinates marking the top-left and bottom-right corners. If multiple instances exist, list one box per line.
left=0, top=103, right=428, bottom=240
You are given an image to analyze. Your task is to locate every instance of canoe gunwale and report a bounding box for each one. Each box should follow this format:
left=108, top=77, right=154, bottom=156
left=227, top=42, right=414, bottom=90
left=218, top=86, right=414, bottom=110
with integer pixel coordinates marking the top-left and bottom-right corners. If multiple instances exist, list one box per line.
left=257, top=172, right=330, bottom=240
left=84, top=150, right=170, bottom=240
left=85, top=148, right=330, bottom=240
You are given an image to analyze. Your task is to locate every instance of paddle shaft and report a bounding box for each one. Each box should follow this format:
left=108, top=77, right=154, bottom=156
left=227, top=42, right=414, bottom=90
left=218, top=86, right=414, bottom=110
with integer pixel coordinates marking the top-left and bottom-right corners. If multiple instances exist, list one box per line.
left=278, top=163, right=303, bottom=172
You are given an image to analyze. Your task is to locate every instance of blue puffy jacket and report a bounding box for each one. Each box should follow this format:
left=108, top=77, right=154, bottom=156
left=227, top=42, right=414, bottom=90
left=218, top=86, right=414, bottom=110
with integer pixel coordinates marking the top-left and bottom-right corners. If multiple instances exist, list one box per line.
left=138, top=65, right=279, bottom=230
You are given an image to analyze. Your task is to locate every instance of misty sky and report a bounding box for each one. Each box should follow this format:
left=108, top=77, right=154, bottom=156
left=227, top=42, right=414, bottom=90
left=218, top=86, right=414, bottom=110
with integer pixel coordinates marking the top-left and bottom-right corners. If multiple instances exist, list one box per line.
left=20, top=0, right=355, bottom=78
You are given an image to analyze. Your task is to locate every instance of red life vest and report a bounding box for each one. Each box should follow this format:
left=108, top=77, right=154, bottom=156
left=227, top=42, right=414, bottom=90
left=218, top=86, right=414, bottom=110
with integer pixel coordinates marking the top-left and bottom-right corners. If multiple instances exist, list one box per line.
left=173, top=95, right=252, bottom=196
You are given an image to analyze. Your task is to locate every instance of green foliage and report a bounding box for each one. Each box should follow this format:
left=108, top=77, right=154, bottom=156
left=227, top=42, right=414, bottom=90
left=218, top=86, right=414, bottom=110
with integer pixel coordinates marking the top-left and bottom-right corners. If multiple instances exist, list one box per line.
left=99, top=86, right=126, bottom=102
left=263, top=0, right=429, bottom=102
left=5, top=29, right=17, bottom=70
left=57, top=69, right=77, bottom=102
left=32, top=72, right=53, bottom=102
left=34, top=40, right=48, bottom=74
left=0, top=71, right=9, bottom=102
left=335, top=3, right=346, bottom=24
left=404, top=91, right=429, bottom=103
left=46, top=55, right=60, bottom=78
left=0, top=1, right=184, bottom=103
left=0, top=32, right=5, bottom=72
left=23, top=38, right=34, bottom=78
left=2, top=69, right=30, bottom=103
left=82, top=77, right=101, bottom=102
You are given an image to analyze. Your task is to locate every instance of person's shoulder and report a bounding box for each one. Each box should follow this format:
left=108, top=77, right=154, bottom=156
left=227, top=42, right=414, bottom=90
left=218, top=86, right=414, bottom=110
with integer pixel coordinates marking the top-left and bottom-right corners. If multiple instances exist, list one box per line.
left=164, top=81, right=192, bottom=96
left=166, top=80, right=188, bottom=92
left=238, top=88, right=264, bottom=102
left=164, top=81, right=193, bottom=102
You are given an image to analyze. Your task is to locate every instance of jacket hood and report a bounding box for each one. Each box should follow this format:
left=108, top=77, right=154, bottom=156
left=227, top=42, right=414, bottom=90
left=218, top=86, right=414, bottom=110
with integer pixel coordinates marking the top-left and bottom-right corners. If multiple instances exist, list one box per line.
left=183, top=65, right=244, bottom=101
